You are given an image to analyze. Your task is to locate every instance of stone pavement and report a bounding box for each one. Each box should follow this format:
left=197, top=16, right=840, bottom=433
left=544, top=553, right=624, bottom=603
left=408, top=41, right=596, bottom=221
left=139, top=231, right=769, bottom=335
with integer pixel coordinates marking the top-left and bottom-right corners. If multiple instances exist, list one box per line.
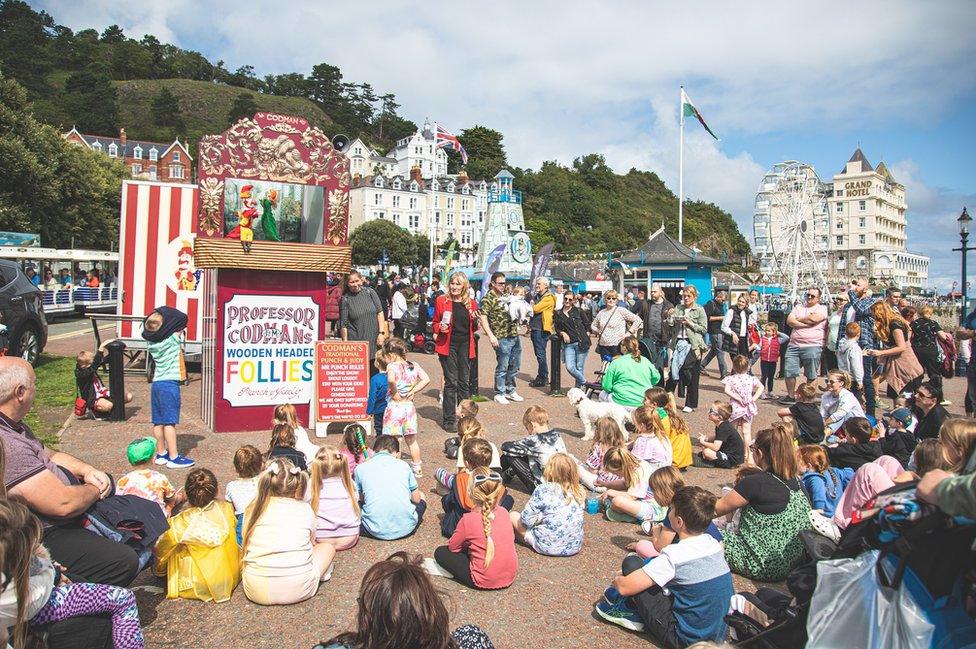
left=56, top=335, right=968, bottom=649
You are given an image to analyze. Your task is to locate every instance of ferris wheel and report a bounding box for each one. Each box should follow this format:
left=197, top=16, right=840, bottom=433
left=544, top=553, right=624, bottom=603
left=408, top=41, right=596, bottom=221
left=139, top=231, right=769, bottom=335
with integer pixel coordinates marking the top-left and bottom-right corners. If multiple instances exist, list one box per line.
left=752, top=161, right=831, bottom=303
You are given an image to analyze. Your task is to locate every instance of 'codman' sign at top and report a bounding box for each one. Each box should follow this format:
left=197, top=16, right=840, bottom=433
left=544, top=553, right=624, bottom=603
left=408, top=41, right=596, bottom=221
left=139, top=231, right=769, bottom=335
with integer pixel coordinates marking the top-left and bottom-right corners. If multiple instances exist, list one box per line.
left=844, top=180, right=872, bottom=197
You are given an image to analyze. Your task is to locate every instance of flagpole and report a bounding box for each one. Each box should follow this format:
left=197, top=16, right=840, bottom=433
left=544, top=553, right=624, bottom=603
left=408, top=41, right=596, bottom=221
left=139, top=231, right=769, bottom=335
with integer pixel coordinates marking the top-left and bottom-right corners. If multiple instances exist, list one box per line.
left=678, top=86, right=685, bottom=244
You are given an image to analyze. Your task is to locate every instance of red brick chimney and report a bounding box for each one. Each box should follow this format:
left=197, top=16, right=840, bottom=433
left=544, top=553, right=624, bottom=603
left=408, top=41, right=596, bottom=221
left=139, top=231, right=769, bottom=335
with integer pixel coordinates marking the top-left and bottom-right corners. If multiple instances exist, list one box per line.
left=458, top=170, right=468, bottom=184
left=410, top=165, right=422, bottom=184
left=119, top=128, right=127, bottom=149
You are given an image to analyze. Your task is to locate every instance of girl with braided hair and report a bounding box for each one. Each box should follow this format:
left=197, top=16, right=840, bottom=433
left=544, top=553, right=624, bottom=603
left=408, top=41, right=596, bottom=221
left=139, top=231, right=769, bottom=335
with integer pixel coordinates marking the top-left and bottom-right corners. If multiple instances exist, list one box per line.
left=154, top=469, right=240, bottom=602
left=430, top=468, right=518, bottom=590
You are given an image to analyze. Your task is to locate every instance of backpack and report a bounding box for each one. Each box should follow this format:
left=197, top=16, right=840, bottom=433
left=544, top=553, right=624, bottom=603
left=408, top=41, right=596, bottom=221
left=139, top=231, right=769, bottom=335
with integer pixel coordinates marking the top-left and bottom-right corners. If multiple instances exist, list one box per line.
left=936, top=335, right=957, bottom=378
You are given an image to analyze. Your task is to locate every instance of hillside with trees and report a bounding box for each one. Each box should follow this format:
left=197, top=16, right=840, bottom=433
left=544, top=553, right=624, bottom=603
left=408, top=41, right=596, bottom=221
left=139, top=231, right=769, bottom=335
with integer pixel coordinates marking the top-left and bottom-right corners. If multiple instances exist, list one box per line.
left=0, top=0, right=751, bottom=261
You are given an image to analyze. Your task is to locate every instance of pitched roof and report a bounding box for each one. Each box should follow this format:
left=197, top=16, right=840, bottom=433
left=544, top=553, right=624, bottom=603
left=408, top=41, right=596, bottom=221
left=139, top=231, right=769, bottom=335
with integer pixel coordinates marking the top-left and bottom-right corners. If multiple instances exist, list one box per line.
left=66, top=128, right=192, bottom=160
left=616, top=226, right=722, bottom=266
left=874, top=161, right=895, bottom=182
left=842, top=148, right=873, bottom=173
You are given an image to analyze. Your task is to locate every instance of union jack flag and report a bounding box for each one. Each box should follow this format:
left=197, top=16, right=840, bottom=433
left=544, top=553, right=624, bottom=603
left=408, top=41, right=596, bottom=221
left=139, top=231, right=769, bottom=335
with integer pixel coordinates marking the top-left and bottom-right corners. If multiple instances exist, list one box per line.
left=435, top=123, right=468, bottom=164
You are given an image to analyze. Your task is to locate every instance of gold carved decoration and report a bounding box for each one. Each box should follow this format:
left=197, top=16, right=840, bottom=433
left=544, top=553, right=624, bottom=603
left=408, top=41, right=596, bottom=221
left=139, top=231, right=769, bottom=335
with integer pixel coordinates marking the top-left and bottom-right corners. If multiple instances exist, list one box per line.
left=327, top=190, right=349, bottom=246
left=198, top=178, right=224, bottom=236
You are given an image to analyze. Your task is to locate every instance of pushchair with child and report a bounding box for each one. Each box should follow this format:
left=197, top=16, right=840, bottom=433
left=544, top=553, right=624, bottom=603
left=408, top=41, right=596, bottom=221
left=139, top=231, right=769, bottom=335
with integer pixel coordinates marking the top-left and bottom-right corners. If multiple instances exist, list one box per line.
left=399, top=303, right=434, bottom=354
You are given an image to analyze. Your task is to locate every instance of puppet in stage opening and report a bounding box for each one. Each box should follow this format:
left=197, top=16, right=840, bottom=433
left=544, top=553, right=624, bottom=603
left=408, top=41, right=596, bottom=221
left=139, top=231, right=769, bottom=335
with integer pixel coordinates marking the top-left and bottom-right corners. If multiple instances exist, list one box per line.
left=227, top=184, right=258, bottom=252
left=260, top=188, right=281, bottom=242
left=174, top=240, right=201, bottom=291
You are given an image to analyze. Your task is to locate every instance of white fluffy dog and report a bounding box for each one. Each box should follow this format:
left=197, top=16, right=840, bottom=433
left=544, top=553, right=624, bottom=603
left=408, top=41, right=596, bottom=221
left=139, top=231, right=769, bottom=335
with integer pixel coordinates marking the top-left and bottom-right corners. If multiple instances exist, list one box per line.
left=567, top=387, right=631, bottom=441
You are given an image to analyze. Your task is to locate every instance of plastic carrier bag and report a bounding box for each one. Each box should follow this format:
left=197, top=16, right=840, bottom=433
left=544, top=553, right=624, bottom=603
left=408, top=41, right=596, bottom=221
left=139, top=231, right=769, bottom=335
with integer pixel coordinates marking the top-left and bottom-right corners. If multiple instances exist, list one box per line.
left=806, top=550, right=934, bottom=649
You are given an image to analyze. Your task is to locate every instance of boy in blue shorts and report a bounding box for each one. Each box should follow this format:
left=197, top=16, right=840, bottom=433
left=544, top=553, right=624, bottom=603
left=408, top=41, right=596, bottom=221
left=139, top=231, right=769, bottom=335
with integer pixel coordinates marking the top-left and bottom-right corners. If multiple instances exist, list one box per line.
left=596, top=486, right=733, bottom=648
left=143, top=307, right=194, bottom=468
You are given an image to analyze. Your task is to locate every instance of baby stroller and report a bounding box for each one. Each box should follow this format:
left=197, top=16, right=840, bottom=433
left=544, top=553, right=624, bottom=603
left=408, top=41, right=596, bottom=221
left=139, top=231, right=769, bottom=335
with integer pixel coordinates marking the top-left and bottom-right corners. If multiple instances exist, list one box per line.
left=400, top=303, right=435, bottom=354
left=727, top=474, right=976, bottom=648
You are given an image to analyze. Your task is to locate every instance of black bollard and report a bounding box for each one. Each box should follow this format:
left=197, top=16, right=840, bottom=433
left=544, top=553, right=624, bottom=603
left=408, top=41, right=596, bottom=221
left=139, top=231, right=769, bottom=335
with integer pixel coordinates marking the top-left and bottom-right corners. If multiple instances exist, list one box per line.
left=106, top=340, right=127, bottom=422
left=469, top=333, right=480, bottom=397
left=549, top=333, right=563, bottom=396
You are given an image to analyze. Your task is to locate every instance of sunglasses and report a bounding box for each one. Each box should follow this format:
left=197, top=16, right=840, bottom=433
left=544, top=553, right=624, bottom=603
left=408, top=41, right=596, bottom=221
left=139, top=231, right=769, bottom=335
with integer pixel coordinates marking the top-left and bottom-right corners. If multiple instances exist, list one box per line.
left=473, top=471, right=503, bottom=485
left=917, top=392, right=934, bottom=399
left=805, top=293, right=818, bottom=299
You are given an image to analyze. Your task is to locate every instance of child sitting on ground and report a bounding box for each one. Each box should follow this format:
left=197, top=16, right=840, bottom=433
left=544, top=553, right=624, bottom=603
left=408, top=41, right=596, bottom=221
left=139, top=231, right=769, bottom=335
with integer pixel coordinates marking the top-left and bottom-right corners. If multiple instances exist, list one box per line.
left=439, top=438, right=514, bottom=537
left=904, top=438, right=944, bottom=479
left=116, top=437, right=185, bottom=516
left=500, top=405, right=567, bottom=490
left=777, top=382, right=825, bottom=444
left=695, top=402, right=745, bottom=469
left=577, top=416, right=626, bottom=492
left=599, top=447, right=660, bottom=523
left=629, top=406, right=673, bottom=471
left=827, top=417, right=884, bottom=470
left=143, top=306, right=194, bottom=468
left=354, top=435, right=427, bottom=540
left=272, top=404, right=319, bottom=466
left=511, top=453, right=585, bottom=556
left=722, top=354, right=763, bottom=464
left=154, top=468, right=240, bottom=602
left=241, top=458, right=336, bottom=605
left=797, top=445, right=853, bottom=518
left=644, top=387, right=692, bottom=469
left=0, top=500, right=147, bottom=649
left=307, top=446, right=360, bottom=551
left=338, top=423, right=370, bottom=476
left=383, top=337, right=431, bottom=477
left=430, top=468, right=519, bottom=590
left=267, top=423, right=308, bottom=471
left=458, top=398, right=480, bottom=419
left=595, top=486, right=733, bottom=647
left=75, top=339, right=132, bottom=418
left=225, top=445, right=263, bottom=545
left=453, top=416, right=502, bottom=470
left=875, top=407, right=919, bottom=467
left=366, top=351, right=389, bottom=434
left=627, top=466, right=724, bottom=559
left=443, top=401, right=482, bottom=460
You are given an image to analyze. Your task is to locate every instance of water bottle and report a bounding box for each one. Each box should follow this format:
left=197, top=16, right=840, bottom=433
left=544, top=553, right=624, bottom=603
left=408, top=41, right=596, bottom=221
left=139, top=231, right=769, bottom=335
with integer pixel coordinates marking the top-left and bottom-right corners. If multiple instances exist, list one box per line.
left=586, top=491, right=600, bottom=515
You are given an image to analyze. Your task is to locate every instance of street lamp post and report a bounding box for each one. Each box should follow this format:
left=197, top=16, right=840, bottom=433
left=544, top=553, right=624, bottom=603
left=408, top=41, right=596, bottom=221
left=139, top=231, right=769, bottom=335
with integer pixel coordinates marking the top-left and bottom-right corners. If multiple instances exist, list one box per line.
left=953, top=207, right=974, bottom=375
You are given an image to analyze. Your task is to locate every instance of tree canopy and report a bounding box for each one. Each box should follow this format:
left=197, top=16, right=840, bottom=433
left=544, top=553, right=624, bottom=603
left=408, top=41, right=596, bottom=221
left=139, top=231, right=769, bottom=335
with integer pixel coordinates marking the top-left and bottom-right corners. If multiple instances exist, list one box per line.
left=350, top=219, right=429, bottom=268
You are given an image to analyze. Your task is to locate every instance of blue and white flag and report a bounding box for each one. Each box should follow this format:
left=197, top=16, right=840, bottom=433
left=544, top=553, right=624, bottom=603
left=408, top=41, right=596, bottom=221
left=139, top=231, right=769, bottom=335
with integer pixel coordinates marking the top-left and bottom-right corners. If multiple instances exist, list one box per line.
left=478, top=243, right=507, bottom=300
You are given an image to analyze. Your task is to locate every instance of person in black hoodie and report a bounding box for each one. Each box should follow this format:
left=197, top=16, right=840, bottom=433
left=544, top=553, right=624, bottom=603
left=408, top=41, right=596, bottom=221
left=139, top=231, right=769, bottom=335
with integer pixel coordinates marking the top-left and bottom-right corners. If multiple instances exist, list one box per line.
left=876, top=407, right=919, bottom=467
left=912, top=382, right=949, bottom=441
left=267, top=423, right=308, bottom=471
left=826, top=417, right=883, bottom=470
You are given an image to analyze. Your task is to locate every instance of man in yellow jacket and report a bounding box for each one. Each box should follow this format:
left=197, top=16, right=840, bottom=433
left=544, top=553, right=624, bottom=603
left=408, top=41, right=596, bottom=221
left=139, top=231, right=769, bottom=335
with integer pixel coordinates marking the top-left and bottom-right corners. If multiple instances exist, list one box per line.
left=529, top=277, right=556, bottom=387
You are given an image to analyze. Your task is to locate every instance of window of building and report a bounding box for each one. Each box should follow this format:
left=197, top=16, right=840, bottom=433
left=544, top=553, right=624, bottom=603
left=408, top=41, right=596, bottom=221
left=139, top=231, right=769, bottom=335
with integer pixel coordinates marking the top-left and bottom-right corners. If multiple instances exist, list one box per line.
left=835, top=189, right=843, bottom=197
left=409, top=197, right=417, bottom=209
left=434, top=212, right=440, bottom=225
left=432, top=180, right=439, bottom=191
left=376, top=211, right=385, bottom=220
left=856, top=256, right=867, bottom=269
left=836, top=235, right=843, bottom=245
left=173, top=151, right=181, bottom=162
left=462, top=186, right=470, bottom=195
left=169, top=165, right=184, bottom=179
left=461, top=231, right=472, bottom=245
left=131, top=163, right=142, bottom=175
left=462, top=199, right=470, bottom=210
left=447, top=213, right=454, bottom=226
left=149, top=147, right=158, bottom=161
left=133, top=145, right=143, bottom=159
left=836, top=203, right=844, bottom=213
left=393, top=213, right=400, bottom=225
left=836, top=220, right=843, bottom=230
left=859, top=200, right=866, bottom=211
left=858, top=234, right=866, bottom=245
left=858, top=217, right=865, bottom=228
left=392, top=195, right=400, bottom=207
left=108, top=143, right=118, bottom=157
left=447, top=183, right=456, bottom=193
left=149, top=165, right=157, bottom=180
left=374, top=193, right=382, bottom=206
left=393, top=179, right=401, bottom=190
left=410, top=181, right=418, bottom=192
left=447, top=197, right=455, bottom=209
left=374, top=177, right=383, bottom=188
left=92, top=141, right=102, bottom=152
left=409, top=214, right=419, bottom=229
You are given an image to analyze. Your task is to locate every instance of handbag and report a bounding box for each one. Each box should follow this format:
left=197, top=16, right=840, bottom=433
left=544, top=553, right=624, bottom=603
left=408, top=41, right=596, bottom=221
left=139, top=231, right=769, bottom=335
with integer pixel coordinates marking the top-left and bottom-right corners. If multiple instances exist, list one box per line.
left=74, top=396, right=87, bottom=417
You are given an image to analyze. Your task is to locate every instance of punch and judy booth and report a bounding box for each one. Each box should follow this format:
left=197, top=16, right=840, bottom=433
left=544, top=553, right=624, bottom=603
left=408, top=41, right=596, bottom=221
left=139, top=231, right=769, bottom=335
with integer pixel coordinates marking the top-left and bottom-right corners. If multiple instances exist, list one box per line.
left=193, top=113, right=352, bottom=432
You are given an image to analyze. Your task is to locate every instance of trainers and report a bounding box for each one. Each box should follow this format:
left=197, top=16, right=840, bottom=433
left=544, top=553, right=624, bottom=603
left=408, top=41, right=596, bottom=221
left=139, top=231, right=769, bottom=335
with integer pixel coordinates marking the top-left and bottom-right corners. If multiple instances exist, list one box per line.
left=154, top=453, right=170, bottom=466
left=602, top=585, right=622, bottom=604
left=320, top=562, right=335, bottom=582
left=494, top=394, right=510, bottom=405
left=529, top=378, right=547, bottom=387
left=595, top=598, right=644, bottom=632
left=681, top=406, right=694, bottom=413
left=640, top=519, right=654, bottom=535
left=411, top=462, right=423, bottom=478
left=778, top=396, right=797, bottom=405
left=941, top=399, right=952, bottom=406
left=166, top=455, right=195, bottom=469
left=422, top=557, right=454, bottom=579
left=507, top=391, right=524, bottom=402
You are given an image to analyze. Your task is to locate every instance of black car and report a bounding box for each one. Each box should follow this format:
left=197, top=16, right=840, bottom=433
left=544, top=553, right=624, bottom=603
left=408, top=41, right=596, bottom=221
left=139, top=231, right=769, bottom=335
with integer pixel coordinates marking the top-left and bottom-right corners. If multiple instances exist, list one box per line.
left=0, top=259, right=48, bottom=365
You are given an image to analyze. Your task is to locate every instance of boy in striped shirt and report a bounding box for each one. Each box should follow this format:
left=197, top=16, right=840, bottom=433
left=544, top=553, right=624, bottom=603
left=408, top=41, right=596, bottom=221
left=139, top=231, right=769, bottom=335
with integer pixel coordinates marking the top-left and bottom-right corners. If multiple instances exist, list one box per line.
left=596, top=486, right=733, bottom=647
left=143, top=307, right=195, bottom=469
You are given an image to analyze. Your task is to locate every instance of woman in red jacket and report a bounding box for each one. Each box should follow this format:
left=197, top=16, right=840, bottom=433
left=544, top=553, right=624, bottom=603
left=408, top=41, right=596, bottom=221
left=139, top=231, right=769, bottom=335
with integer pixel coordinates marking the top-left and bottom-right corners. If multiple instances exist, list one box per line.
left=433, top=272, right=479, bottom=430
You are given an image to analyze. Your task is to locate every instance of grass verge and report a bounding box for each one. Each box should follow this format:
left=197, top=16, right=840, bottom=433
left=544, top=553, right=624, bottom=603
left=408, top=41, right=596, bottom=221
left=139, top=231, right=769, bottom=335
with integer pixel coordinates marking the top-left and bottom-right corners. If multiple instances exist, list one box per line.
left=25, top=354, right=77, bottom=447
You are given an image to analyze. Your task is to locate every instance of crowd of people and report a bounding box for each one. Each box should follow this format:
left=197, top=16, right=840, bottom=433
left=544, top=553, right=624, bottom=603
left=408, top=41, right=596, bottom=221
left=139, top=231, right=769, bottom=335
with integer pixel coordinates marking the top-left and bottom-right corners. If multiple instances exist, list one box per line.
left=0, top=271, right=974, bottom=649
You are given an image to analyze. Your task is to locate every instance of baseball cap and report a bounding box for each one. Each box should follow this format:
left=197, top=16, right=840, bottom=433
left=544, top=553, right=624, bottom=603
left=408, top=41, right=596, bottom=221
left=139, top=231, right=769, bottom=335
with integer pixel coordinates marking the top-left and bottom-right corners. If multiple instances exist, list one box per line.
left=126, top=437, right=157, bottom=465
left=884, top=408, right=912, bottom=427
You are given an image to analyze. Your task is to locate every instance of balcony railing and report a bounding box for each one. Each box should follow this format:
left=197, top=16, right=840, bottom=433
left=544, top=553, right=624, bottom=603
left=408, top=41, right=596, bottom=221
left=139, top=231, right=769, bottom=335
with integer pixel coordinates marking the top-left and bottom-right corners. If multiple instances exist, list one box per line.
left=487, top=189, right=521, bottom=204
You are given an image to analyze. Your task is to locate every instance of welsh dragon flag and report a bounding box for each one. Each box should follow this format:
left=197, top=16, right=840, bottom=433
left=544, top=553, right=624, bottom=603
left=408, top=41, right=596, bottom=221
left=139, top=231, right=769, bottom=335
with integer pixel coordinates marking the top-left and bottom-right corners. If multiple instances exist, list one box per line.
left=681, top=89, right=719, bottom=140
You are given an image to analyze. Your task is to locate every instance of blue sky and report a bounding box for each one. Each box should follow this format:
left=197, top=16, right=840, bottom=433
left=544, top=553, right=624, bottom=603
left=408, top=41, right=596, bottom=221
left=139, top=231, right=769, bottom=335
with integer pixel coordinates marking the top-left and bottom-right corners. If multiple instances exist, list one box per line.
left=39, top=0, right=976, bottom=289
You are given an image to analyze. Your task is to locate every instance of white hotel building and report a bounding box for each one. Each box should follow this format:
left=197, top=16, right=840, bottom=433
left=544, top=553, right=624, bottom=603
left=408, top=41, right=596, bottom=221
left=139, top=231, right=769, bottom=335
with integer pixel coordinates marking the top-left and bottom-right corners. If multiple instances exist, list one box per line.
left=346, top=121, right=497, bottom=266
left=825, top=149, right=929, bottom=290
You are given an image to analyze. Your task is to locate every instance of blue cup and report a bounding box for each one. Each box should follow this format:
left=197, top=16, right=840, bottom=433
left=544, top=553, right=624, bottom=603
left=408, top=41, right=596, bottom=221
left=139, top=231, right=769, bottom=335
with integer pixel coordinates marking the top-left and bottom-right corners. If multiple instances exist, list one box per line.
left=586, top=497, right=600, bottom=515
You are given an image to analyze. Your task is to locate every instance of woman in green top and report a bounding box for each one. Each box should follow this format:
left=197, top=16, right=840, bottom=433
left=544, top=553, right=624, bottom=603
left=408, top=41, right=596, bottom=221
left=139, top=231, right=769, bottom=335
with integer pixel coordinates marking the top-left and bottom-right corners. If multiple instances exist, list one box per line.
left=715, top=424, right=811, bottom=581
left=260, top=189, right=281, bottom=242
left=599, top=336, right=660, bottom=408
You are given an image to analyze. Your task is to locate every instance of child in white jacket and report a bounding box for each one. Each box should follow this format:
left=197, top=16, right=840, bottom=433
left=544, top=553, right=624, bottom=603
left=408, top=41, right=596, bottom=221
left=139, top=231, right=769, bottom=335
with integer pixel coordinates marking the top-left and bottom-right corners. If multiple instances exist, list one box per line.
left=836, top=323, right=864, bottom=399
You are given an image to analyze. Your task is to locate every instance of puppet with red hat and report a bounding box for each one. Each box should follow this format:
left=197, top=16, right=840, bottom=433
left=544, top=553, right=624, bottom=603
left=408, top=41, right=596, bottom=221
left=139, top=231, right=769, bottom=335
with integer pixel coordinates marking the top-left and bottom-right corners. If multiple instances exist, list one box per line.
left=227, top=184, right=258, bottom=252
